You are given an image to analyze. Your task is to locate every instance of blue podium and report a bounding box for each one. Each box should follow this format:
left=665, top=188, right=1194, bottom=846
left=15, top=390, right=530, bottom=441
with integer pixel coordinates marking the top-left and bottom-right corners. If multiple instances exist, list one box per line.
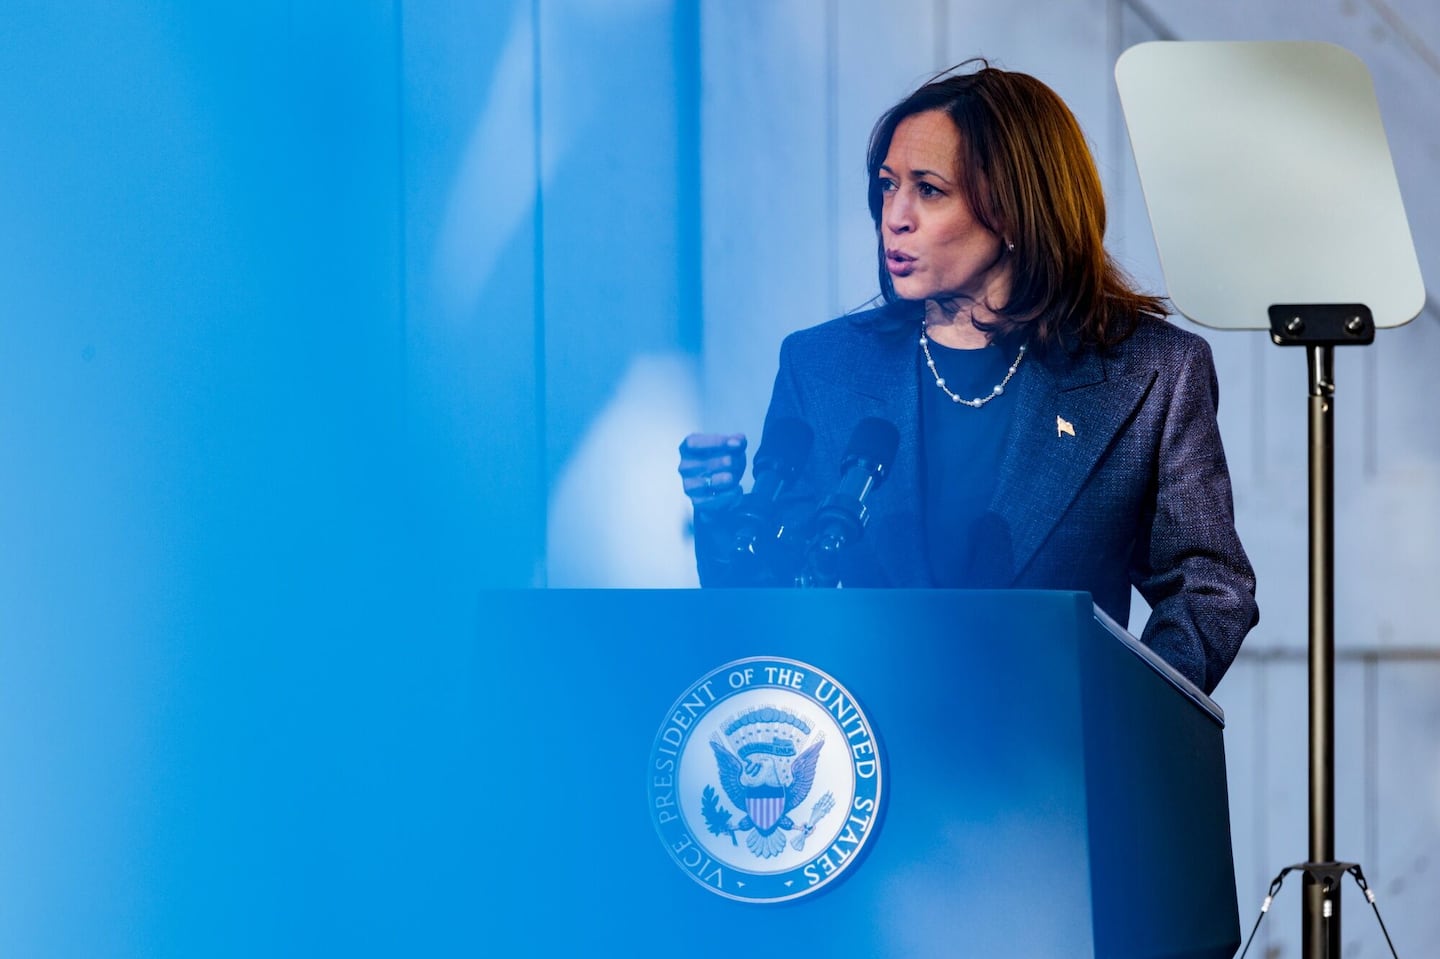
left=481, top=589, right=1239, bottom=959
left=16, top=588, right=1239, bottom=956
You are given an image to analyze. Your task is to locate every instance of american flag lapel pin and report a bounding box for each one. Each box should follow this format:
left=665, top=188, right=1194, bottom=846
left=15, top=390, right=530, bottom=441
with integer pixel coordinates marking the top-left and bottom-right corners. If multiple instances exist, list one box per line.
left=1056, top=415, right=1075, bottom=438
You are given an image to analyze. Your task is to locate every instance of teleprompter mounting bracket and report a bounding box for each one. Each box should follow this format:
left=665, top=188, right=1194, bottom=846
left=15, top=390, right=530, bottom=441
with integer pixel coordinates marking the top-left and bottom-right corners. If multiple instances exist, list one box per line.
left=1268, top=304, right=1375, bottom=346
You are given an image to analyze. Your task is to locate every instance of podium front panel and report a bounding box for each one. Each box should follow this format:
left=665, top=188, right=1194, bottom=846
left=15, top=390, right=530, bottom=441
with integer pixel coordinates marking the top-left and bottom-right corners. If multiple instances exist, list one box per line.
left=474, top=589, right=1236, bottom=958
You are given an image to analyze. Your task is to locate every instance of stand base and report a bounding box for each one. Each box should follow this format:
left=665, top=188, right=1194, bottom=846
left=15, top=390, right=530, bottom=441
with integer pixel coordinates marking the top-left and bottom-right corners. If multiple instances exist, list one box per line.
left=1238, top=861, right=1399, bottom=959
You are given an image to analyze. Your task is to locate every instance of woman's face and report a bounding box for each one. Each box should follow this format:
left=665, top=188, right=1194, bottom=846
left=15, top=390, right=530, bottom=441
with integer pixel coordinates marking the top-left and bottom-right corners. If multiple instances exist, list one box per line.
left=878, top=110, right=1009, bottom=310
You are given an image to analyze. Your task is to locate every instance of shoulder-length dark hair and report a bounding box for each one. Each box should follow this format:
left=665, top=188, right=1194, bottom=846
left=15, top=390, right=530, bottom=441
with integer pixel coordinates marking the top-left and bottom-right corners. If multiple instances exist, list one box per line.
left=867, top=60, right=1167, bottom=347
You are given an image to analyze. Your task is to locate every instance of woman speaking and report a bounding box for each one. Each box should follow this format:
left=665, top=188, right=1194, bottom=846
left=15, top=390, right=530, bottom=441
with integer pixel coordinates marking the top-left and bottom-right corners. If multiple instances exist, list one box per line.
left=678, top=62, right=1258, bottom=695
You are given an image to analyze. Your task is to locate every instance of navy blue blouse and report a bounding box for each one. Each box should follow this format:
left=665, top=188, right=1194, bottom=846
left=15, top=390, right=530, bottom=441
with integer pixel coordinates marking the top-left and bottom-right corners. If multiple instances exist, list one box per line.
left=919, top=339, right=1020, bottom=588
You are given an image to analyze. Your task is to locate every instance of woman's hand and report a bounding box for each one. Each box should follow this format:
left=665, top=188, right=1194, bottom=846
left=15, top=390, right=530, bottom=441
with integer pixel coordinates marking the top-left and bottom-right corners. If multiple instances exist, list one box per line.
left=677, top=433, right=747, bottom=510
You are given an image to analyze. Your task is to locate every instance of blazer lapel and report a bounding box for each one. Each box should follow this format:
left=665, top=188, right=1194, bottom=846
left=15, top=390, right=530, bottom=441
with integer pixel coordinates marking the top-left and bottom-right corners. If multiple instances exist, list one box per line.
left=992, top=346, right=1156, bottom=581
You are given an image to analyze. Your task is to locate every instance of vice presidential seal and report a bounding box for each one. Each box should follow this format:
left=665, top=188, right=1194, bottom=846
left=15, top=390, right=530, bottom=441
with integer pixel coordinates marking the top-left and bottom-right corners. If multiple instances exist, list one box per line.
left=648, top=657, right=883, bottom=903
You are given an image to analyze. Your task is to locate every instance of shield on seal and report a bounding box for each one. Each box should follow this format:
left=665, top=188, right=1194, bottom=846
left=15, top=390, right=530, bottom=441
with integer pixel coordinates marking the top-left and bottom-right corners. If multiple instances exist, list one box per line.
left=747, top=787, right=786, bottom=834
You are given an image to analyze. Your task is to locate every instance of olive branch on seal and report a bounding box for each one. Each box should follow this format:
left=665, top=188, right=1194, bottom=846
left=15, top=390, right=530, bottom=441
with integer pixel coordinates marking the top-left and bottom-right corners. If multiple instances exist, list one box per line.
left=701, top=785, right=738, bottom=845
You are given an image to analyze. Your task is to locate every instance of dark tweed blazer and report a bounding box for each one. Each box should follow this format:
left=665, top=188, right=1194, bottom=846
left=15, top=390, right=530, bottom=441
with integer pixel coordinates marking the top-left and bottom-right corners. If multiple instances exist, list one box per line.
left=746, top=303, right=1258, bottom=695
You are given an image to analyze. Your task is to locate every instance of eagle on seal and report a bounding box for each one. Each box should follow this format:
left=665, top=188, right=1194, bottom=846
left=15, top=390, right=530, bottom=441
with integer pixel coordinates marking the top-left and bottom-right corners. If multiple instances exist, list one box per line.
left=709, top=708, right=825, bottom=859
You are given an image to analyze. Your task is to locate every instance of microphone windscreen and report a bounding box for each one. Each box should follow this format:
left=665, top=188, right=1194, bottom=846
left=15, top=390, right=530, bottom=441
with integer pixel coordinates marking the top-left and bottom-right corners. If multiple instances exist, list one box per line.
left=842, top=417, right=899, bottom=471
left=753, top=417, right=814, bottom=477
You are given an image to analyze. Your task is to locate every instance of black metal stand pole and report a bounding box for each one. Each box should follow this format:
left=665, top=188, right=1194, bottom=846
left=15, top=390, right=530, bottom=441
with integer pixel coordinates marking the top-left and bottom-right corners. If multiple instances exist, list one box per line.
left=1267, top=305, right=1374, bottom=957
left=1235, top=308, right=1397, bottom=958
left=1304, top=343, right=1341, bottom=957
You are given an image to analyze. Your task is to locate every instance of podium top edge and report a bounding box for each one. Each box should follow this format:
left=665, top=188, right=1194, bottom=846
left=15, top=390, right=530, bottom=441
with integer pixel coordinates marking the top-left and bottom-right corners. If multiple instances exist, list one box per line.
left=1093, top=604, right=1225, bottom=727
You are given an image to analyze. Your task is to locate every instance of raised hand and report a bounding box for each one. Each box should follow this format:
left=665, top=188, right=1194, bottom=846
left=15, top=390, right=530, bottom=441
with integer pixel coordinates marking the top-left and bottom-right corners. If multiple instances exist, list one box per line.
left=677, top=433, right=747, bottom=510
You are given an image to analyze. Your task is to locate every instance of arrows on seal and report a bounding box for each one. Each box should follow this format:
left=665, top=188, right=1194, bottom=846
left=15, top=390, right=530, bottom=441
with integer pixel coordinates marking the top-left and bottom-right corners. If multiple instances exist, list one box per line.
left=790, top=791, right=836, bottom=851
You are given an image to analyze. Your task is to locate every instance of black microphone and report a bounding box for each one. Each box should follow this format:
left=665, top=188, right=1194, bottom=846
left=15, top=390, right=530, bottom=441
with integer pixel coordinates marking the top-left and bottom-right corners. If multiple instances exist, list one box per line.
left=713, top=417, right=813, bottom=585
left=796, top=417, right=899, bottom=588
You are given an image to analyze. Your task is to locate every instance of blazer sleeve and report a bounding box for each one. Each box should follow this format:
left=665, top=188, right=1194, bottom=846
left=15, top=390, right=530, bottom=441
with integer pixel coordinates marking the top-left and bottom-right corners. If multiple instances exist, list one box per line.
left=1130, top=334, right=1259, bottom=694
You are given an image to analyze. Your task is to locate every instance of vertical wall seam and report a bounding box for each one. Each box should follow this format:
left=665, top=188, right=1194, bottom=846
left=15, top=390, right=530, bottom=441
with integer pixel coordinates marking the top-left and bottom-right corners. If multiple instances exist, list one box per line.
left=825, top=0, right=839, bottom=320
left=1253, top=336, right=1266, bottom=484
left=1106, top=0, right=1123, bottom=241
left=933, top=0, right=948, bottom=71
left=1364, top=653, right=1378, bottom=878
left=393, top=0, right=409, bottom=443
left=1255, top=659, right=1269, bottom=955
left=676, top=2, right=702, bottom=356
left=532, top=0, right=549, bottom=587
left=1364, top=338, right=1378, bottom=477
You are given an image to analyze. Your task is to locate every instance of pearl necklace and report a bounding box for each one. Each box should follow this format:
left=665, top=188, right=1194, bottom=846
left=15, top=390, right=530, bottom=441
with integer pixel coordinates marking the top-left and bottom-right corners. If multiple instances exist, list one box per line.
left=918, top=319, right=1027, bottom=408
